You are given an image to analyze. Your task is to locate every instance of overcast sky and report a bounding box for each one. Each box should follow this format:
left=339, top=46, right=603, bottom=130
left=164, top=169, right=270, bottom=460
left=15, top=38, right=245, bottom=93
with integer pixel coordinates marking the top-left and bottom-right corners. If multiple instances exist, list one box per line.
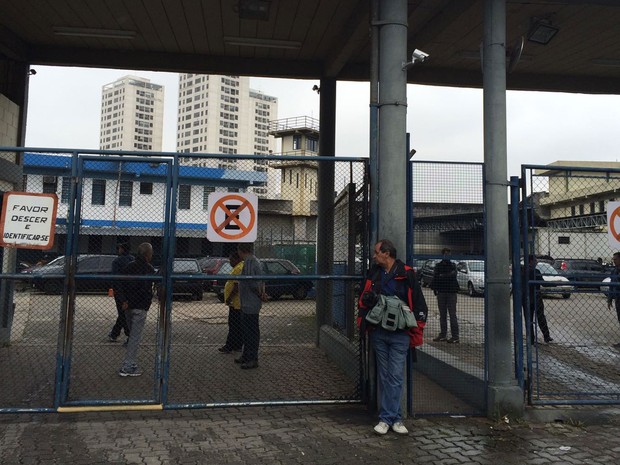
left=24, top=65, right=620, bottom=178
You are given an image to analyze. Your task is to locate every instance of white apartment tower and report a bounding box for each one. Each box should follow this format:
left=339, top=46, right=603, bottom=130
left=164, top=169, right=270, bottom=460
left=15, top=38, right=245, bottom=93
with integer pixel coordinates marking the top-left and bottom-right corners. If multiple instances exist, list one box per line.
left=99, top=75, right=164, bottom=151
left=176, top=74, right=278, bottom=196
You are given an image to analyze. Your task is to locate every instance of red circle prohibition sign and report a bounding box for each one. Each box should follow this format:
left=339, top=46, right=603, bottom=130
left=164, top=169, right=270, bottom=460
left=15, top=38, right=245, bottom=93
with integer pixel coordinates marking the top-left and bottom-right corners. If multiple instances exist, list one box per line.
left=610, top=206, right=620, bottom=242
left=209, top=194, right=256, bottom=240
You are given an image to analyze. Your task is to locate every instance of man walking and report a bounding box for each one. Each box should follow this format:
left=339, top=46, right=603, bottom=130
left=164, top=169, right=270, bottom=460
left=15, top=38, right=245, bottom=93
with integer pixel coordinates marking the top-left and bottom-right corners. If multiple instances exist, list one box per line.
left=115, top=242, right=155, bottom=377
left=108, top=241, right=134, bottom=343
left=235, top=243, right=267, bottom=369
left=522, top=255, right=553, bottom=345
left=431, top=248, right=460, bottom=343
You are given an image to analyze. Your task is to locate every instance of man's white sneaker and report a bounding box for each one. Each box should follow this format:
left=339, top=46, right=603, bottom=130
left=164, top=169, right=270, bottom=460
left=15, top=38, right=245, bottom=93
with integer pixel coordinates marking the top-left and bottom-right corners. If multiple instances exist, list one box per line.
left=373, top=421, right=389, bottom=435
left=392, top=421, right=408, bottom=434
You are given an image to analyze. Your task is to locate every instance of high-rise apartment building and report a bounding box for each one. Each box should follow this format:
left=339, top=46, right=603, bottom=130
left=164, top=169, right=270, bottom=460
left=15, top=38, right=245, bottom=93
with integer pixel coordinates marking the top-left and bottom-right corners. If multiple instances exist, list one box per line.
left=176, top=74, right=278, bottom=196
left=99, top=75, right=164, bottom=151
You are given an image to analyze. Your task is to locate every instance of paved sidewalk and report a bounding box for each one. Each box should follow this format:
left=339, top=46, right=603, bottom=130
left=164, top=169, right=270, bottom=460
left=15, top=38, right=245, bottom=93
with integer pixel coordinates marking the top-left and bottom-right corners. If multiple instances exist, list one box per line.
left=2, top=405, right=620, bottom=464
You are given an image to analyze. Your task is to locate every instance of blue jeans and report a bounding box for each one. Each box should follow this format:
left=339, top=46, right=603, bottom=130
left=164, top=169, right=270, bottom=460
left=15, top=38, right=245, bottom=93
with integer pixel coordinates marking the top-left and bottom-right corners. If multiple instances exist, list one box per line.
left=371, top=327, right=410, bottom=425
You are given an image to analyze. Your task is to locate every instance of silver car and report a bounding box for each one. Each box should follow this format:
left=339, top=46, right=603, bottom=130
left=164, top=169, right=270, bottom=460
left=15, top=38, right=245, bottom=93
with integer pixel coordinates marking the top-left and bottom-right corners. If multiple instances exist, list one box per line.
left=456, top=260, right=485, bottom=297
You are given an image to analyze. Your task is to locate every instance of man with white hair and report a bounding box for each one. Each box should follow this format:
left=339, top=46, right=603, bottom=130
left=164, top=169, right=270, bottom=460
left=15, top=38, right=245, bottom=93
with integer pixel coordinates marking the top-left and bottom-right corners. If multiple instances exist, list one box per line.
left=115, top=242, right=155, bottom=377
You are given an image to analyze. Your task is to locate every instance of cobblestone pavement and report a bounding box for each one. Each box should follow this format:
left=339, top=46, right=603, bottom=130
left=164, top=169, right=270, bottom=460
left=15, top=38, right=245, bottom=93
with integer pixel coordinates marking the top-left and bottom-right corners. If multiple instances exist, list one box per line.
left=1, top=405, right=620, bottom=464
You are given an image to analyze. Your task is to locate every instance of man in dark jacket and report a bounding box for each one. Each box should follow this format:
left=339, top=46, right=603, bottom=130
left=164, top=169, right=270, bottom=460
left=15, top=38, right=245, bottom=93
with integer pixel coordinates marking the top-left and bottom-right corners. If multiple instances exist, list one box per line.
left=115, top=242, right=155, bottom=377
left=521, top=255, right=553, bottom=345
left=108, top=241, right=134, bottom=342
left=431, top=248, right=460, bottom=343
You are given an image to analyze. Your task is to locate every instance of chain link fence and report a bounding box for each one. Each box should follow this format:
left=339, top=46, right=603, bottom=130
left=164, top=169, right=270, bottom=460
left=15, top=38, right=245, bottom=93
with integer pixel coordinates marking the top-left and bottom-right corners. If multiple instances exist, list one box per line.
left=410, top=161, right=486, bottom=415
left=522, top=165, right=620, bottom=404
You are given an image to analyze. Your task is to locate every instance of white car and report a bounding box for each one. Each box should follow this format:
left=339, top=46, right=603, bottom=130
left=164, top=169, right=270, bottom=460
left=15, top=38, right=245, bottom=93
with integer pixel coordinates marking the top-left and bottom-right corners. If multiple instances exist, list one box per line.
left=456, top=260, right=485, bottom=297
left=536, top=262, right=573, bottom=299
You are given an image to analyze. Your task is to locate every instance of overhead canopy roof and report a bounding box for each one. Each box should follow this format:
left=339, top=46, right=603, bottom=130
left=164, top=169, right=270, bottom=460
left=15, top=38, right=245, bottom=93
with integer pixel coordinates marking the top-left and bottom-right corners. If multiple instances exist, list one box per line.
left=1, top=0, right=619, bottom=94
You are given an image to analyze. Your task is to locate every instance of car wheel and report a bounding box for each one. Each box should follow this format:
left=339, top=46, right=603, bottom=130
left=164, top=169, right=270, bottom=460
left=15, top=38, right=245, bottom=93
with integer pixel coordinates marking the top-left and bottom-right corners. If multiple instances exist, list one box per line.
left=293, top=286, right=308, bottom=300
left=468, top=282, right=475, bottom=297
left=562, top=293, right=570, bottom=299
left=43, top=280, right=62, bottom=295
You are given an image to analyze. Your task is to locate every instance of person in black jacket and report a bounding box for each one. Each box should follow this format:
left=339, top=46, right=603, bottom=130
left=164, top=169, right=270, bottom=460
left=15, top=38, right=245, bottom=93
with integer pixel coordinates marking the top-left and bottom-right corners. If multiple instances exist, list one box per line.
left=431, top=248, right=460, bottom=343
left=107, top=241, right=134, bottom=343
left=115, top=242, right=155, bottom=377
left=521, top=255, right=553, bottom=345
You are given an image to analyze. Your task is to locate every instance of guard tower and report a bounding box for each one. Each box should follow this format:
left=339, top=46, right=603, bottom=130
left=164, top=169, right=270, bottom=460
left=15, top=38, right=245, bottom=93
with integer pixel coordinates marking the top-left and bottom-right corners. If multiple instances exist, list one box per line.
left=268, top=116, right=319, bottom=217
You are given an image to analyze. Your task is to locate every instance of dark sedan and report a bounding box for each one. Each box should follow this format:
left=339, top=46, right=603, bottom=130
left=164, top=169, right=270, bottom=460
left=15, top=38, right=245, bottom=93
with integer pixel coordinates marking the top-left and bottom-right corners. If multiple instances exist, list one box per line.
left=31, top=254, right=117, bottom=294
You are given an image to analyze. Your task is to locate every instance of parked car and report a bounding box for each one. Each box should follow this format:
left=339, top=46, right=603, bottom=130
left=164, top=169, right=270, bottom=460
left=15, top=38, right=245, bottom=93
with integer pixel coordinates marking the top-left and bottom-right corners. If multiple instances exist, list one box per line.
left=169, top=258, right=204, bottom=301
left=411, top=259, right=427, bottom=281
left=419, top=259, right=439, bottom=287
left=536, top=262, right=572, bottom=299
left=552, top=258, right=608, bottom=289
left=31, top=254, right=117, bottom=294
left=197, top=256, right=228, bottom=291
left=456, top=260, right=485, bottom=297
left=212, top=258, right=314, bottom=301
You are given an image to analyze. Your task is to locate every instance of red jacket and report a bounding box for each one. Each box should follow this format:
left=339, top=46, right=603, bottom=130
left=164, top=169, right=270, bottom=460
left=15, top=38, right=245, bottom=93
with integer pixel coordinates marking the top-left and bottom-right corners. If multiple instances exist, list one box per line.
left=357, top=260, right=428, bottom=347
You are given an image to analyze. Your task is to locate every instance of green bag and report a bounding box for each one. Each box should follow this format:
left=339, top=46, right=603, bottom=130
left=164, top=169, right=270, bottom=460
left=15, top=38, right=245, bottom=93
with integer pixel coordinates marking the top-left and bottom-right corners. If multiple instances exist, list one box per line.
left=366, top=295, right=417, bottom=331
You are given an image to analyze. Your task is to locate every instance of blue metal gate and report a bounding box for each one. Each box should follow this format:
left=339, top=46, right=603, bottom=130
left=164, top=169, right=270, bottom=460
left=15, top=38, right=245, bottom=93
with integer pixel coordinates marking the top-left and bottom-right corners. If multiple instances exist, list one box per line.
left=0, top=148, right=367, bottom=413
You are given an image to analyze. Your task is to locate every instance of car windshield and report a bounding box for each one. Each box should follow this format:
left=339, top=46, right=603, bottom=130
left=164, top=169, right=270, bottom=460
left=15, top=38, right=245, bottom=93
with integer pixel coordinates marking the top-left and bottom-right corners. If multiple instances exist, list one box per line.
left=468, top=261, right=485, bottom=272
left=217, top=263, right=233, bottom=274
left=537, top=262, right=558, bottom=275
left=43, top=256, right=65, bottom=268
left=174, top=260, right=199, bottom=273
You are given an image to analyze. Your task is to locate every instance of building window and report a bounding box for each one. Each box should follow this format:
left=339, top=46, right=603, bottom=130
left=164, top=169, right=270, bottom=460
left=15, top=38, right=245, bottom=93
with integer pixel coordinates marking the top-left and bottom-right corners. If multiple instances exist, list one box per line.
left=571, top=206, right=576, bottom=216
left=42, top=176, right=57, bottom=194
left=228, top=187, right=240, bottom=193
left=558, top=236, right=570, bottom=245
left=579, top=204, right=584, bottom=215
left=296, top=173, right=299, bottom=188
left=600, top=200, right=606, bottom=212
left=92, top=179, right=106, bottom=205
left=61, top=177, right=71, bottom=204
left=119, top=180, right=133, bottom=207
left=203, top=186, right=215, bottom=210
left=140, top=182, right=153, bottom=195
left=293, top=135, right=302, bottom=150
left=178, top=184, right=191, bottom=209
left=590, top=202, right=595, bottom=214
left=306, top=137, right=318, bottom=152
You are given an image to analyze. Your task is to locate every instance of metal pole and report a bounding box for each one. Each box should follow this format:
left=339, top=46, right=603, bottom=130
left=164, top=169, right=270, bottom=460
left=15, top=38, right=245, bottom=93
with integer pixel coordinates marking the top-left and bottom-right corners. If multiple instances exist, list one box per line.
left=369, top=0, right=380, bottom=249
left=483, top=0, right=524, bottom=418
left=510, top=176, right=524, bottom=390
left=378, top=0, right=408, bottom=256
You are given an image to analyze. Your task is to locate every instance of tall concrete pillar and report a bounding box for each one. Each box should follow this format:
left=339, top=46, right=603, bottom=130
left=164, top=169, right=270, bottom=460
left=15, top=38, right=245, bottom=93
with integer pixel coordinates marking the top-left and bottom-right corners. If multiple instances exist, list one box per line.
left=377, top=0, right=408, bottom=255
left=483, top=0, right=524, bottom=418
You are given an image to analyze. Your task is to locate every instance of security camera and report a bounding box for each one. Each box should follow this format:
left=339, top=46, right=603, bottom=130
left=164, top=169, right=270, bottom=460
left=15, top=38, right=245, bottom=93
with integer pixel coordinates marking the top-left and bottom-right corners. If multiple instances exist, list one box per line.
left=402, top=49, right=429, bottom=70
left=411, top=49, right=429, bottom=63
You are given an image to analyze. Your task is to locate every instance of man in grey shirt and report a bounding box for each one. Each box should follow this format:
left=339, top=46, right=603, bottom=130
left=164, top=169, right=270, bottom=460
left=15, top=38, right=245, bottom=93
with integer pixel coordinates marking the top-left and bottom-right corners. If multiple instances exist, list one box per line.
left=236, top=242, right=267, bottom=369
